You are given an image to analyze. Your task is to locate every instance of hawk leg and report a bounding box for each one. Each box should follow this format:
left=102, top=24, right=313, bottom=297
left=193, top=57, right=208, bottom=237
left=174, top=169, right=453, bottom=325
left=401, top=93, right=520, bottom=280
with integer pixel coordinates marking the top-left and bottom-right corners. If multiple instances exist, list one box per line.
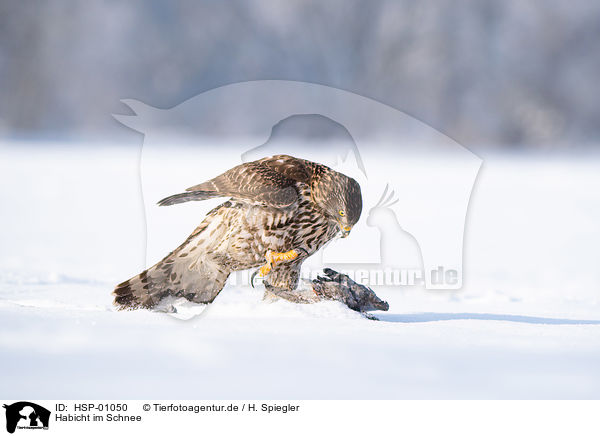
left=259, top=249, right=302, bottom=276
left=251, top=248, right=308, bottom=287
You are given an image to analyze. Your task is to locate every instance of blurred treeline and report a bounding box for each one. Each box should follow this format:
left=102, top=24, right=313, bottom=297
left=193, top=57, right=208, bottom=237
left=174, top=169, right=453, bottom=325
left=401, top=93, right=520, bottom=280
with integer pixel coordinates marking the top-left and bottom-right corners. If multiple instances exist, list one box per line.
left=0, top=0, right=599, bottom=146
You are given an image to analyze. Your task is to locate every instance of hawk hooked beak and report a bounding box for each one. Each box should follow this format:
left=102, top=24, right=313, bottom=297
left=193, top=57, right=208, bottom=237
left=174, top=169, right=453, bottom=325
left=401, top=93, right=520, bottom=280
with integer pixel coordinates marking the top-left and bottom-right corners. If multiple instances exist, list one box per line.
left=339, top=224, right=352, bottom=238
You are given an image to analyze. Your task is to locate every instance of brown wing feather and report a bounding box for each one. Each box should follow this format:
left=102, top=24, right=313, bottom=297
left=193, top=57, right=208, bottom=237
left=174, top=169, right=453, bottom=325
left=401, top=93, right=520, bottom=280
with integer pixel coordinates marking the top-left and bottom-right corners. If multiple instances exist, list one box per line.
left=159, top=155, right=313, bottom=208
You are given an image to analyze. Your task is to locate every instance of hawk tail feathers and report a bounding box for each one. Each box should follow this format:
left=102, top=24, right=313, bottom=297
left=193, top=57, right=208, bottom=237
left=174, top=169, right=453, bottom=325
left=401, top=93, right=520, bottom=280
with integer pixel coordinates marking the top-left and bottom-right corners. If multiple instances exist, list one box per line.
left=114, top=202, right=234, bottom=310
left=112, top=249, right=230, bottom=310
left=112, top=261, right=173, bottom=310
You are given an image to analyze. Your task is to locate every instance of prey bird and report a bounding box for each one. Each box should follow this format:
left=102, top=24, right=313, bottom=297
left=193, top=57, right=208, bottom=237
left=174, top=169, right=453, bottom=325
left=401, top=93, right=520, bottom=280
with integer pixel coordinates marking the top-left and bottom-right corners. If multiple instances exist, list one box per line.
left=113, top=154, right=362, bottom=310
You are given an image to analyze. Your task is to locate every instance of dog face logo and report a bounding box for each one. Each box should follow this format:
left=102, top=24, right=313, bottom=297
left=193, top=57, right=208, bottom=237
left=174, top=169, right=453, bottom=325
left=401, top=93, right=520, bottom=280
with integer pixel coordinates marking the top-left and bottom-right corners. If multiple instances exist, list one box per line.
left=3, top=402, right=50, bottom=433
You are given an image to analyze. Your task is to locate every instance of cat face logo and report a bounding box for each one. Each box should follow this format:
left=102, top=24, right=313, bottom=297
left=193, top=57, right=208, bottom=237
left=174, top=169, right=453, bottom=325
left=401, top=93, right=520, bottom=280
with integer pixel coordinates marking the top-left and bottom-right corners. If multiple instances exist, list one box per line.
left=3, top=402, right=50, bottom=433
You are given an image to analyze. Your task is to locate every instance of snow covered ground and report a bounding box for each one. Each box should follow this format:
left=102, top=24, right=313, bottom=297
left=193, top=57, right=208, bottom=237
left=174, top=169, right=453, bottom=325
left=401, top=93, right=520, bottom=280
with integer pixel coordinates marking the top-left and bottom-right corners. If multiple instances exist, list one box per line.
left=1, top=142, right=599, bottom=399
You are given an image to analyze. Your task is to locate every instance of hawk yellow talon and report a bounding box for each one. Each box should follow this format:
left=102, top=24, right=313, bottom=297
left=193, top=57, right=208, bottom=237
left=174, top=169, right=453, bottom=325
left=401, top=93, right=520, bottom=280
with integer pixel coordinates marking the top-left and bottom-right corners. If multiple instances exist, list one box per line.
left=268, top=249, right=299, bottom=264
left=252, top=249, right=308, bottom=287
left=259, top=263, right=272, bottom=277
left=256, top=249, right=301, bottom=278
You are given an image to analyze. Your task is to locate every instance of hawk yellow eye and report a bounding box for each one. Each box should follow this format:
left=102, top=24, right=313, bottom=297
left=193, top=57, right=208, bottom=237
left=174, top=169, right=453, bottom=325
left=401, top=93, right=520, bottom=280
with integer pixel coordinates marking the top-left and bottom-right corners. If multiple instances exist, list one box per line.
left=339, top=210, right=345, bottom=217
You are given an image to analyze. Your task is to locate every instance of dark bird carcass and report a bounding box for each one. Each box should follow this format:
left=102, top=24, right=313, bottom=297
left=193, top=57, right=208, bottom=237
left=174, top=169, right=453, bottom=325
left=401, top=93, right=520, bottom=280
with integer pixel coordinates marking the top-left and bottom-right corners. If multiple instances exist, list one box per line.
left=113, top=154, right=386, bottom=313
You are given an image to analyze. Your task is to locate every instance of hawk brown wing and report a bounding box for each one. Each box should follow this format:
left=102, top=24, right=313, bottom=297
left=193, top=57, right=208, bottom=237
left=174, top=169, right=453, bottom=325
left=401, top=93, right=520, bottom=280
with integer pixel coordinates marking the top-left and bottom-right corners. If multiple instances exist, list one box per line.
left=158, top=155, right=312, bottom=208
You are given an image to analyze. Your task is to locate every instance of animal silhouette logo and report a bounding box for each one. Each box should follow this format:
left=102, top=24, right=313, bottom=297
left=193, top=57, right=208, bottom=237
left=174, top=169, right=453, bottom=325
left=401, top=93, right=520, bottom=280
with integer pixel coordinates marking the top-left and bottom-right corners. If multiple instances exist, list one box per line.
left=366, top=184, right=423, bottom=273
left=114, top=80, right=482, bottom=290
left=3, top=402, right=50, bottom=433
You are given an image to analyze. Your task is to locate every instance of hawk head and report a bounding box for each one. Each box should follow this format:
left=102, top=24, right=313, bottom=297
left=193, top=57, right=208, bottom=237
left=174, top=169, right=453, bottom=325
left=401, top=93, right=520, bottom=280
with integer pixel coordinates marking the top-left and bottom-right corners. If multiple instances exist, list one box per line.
left=313, top=171, right=362, bottom=238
